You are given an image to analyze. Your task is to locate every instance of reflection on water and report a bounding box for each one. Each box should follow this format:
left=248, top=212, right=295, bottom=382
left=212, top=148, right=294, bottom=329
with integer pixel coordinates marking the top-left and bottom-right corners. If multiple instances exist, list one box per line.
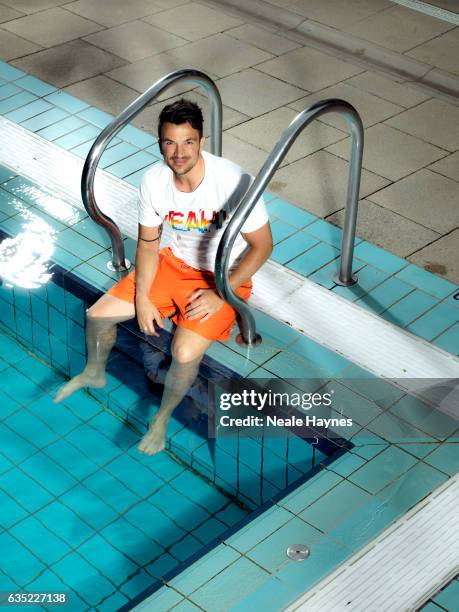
left=0, top=212, right=55, bottom=289
left=5, top=182, right=82, bottom=225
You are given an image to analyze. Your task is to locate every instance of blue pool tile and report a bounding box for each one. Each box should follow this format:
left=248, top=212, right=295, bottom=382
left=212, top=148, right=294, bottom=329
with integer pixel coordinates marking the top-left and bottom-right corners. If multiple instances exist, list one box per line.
left=377, top=461, right=447, bottom=514
left=390, top=395, right=457, bottom=440
left=0, top=452, right=13, bottom=474
left=306, top=218, right=361, bottom=249
left=70, top=216, right=114, bottom=248
left=119, top=124, right=157, bottom=148
left=11, top=516, right=69, bottom=565
left=328, top=497, right=399, bottom=551
left=0, top=165, right=16, bottom=184
left=105, top=454, right=163, bottom=496
left=22, top=452, right=77, bottom=496
left=79, top=533, right=138, bottom=583
left=106, top=151, right=157, bottom=178
left=396, top=264, right=457, bottom=299
left=288, top=241, right=340, bottom=277
left=125, top=501, right=186, bottom=547
left=262, top=349, right=325, bottom=379
left=433, top=323, right=459, bottom=355
left=433, top=579, right=459, bottom=609
left=0, top=368, right=44, bottom=404
left=247, top=516, right=321, bottom=572
left=267, top=198, right=316, bottom=228
left=61, top=389, right=102, bottom=421
left=300, top=480, right=371, bottom=531
left=49, top=335, right=69, bottom=372
left=37, top=115, right=86, bottom=141
left=44, top=439, right=97, bottom=480
left=329, top=452, right=366, bottom=477
left=77, top=106, right=113, bottom=128
left=70, top=261, right=117, bottom=292
left=170, top=470, right=228, bottom=513
left=169, top=533, right=203, bottom=562
left=44, top=90, right=89, bottom=113
left=89, top=411, right=138, bottom=450
left=37, top=501, right=93, bottom=547
left=280, top=469, right=343, bottom=514
left=100, top=141, right=139, bottom=168
left=276, top=537, right=351, bottom=593
left=52, top=552, right=116, bottom=607
left=0, top=488, right=28, bottom=528
left=190, top=556, right=269, bottom=610
left=270, top=219, right=298, bottom=244
left=52, top=246, right=83, bottom=270
left=230, top=576, right=296, bottom=612
left=0, top=91, right=36, bottom=114
left=120, top=569, right=157, bottom=600
left=84, top=469, right=138, bottom=512
left=382, top=289, right=438, bottom=327
left=172, top=599, right=202, bottom=611
left=43, top=306, right=66, bottom=342
left=6, top=99, right=53, bottom=123
left=0, top=333, right=30, bottom=364
left=0, top=62, right=25, bottom=81
left=349, top=446, right=417, bottom=494
left=137, top=587, right=184, bottom=611
left=102, top=517, right=163, bottom=566
left=0, top=467, right=52, bottom=511
left=31, top=293, right=48, bottom=321
left=150, top=485, right=210, bottom=530
left=407, top=302, right=458, bottom=341
left=15, top=75, right=56, bottom=96
left=54, top=124, right=100, bottom=150
left=192, top=516, right=227, bottom=545
left=147, top=552, right=178, bottom=579
left=354, top=241, right=408, bottom=274
left=28, top=570, right=87, bottom=610
left=65, top=424, right=122, bottom=465
left=28, top=394, right=81, bottom=435
left=6, top=409, right=59, bottom=448
left=98, top=590, right=130, bottom=611
left=124, top=166, right=152, bottom=186
left=61, top=484, right=117, bottom=530
left=0, top=83, right=21, bottom=101
left=0, top=424, right=38, bottom=463
left=356, top=276, right=413, bottom=314
left=227, top=505, right=292, bottom=554
left=0, top=532, right=43, bottom=584
left=57, top=227, right=107, bottom=259
left=21, top=106, right=69, bottom=132
left=424, top=442, right=459, bottom=475
left=271, top=232, right=318, bottom=265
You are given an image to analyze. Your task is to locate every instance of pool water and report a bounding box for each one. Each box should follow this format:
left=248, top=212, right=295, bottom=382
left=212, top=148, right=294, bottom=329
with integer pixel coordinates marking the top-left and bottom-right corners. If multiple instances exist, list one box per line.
left=0, top=326, right=254, bottom=610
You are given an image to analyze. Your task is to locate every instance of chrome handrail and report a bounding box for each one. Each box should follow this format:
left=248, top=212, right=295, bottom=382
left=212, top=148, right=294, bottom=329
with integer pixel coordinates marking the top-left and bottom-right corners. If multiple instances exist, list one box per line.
left=81, top=69, right=223, bottom=273
left=215, top=98, right=364, bottom=346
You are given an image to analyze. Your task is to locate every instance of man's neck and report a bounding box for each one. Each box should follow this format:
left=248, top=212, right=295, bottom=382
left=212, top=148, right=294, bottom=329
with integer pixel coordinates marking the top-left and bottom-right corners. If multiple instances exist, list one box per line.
left=173, top=154, right=205, bottom=193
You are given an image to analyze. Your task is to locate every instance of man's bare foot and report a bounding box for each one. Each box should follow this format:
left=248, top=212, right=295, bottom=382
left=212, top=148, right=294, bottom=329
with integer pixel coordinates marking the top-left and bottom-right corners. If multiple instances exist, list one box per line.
left=138, top=419, right=167, bottom=455
left=53, top=372, right=106, bottom=403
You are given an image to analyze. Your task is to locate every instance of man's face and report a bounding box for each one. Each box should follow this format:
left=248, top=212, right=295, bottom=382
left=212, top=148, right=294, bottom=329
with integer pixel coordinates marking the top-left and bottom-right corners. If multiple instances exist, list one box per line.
left=160, top=121, right=204, bottom=177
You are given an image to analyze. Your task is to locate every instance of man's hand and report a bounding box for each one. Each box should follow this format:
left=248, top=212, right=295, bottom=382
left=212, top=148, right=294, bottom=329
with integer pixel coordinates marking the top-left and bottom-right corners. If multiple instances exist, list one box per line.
left=135, top=294, right=164, bottom=336
left=186, top=289, right=224, bottom=322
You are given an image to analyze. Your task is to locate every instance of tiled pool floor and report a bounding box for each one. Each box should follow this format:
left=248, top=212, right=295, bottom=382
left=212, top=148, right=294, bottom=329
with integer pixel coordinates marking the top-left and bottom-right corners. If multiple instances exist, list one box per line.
left=0, top=327, right=251, bottom=611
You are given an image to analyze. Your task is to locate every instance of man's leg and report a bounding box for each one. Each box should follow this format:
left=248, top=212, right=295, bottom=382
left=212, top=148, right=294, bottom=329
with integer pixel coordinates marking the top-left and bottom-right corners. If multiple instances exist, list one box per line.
left=138, top=327, right=212, bottom=455
left=54, top=294, right=135, bottom=402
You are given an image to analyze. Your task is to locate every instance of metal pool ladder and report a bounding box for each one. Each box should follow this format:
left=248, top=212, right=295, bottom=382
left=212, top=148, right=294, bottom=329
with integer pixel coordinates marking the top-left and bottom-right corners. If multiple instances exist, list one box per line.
left=80, top=70, right=364, bottom=346
left=215, top=99, right=364, bottom=346
left=80, top=68, right=223, bottom=272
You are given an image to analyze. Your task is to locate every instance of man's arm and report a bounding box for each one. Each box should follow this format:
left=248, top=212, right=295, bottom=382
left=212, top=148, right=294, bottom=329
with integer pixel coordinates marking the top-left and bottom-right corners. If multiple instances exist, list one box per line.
left=135, top=223, right=164, bottom=335
left=186, top=222, right=272, bottom=321
left=229, top=222, right=273, bottom=291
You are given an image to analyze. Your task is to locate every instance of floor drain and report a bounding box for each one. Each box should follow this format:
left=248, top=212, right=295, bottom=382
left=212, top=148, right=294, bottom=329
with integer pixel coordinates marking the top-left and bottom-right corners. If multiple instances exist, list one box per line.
left=287, top=544, right=310, bottom=561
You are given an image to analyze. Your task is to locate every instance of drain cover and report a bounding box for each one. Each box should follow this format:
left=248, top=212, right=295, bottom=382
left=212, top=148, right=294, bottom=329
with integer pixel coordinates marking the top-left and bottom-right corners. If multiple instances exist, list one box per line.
left=287, top=544, right=310, bottom=561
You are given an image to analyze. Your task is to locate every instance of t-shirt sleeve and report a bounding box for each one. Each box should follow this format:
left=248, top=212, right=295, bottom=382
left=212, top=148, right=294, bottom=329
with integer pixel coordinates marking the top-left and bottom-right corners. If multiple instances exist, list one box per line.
left=138, top=172, right=163, bottom=227
left=240, top=192, right=270, bottom=233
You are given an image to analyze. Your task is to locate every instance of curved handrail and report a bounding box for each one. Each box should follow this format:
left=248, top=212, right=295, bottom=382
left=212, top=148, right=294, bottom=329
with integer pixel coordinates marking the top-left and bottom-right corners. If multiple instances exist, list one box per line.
left=81, top=69, right=223, bottom=273
left=215, top=98, right=364, bottom=346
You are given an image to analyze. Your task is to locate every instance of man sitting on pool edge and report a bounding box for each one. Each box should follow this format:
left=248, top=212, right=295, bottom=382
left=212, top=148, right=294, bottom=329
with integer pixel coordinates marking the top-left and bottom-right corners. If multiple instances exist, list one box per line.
left=54, top=98, right=273, bottom=455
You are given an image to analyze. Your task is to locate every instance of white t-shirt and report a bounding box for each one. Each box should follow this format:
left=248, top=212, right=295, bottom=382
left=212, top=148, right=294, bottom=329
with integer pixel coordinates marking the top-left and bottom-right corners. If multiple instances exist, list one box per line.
left=137, top=151, right=269, bottom=271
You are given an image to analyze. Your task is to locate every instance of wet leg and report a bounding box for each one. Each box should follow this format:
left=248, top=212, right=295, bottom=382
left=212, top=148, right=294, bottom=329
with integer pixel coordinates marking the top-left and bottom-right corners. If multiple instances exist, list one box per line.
left=138, top=328, right=212, bottom=455
left=54, top=294, right=135, bottom=402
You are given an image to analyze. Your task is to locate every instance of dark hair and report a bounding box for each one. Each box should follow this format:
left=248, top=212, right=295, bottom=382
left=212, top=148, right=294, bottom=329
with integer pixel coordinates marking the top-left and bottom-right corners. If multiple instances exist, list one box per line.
left=158, top=98, right=204, bottom=140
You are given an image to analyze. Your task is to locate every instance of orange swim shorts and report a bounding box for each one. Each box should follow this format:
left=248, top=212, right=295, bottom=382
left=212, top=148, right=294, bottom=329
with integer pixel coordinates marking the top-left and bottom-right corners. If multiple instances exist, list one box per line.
left=107, top=247, right=252, bottom=341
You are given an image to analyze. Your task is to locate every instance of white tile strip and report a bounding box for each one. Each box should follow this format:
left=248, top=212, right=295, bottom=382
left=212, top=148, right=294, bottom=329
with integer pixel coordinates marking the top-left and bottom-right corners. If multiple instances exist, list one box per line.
left=2, top=118, right=459, bottom=390
left=286, top=475, right=459, bottom=612
left=390, top=0, right=459, bottom=25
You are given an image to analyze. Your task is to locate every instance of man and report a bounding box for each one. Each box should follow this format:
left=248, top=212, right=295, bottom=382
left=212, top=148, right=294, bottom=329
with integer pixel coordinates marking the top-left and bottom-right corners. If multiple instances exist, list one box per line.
left=54, top=99, right=272, bottom=455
